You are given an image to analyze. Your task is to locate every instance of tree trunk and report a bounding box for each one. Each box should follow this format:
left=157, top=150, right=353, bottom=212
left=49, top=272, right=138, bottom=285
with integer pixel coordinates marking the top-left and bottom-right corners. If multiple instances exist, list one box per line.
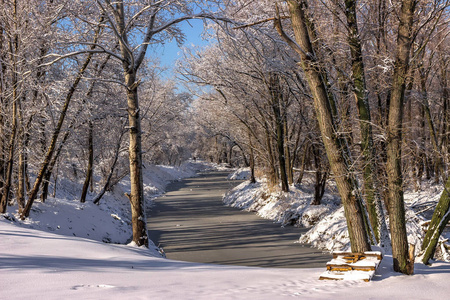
left=344, top=0, right=390, bottom=246
left=80, top=121, right=94, bottom=203
left=248, top=130, right=256, bottom=184
left=264, top=124, right=277, bottom=187
left=0, top=0, right=18, bottom=213
left=418, top=65, right=443, bottom=183
left=296, top=141, right=310, bottom=185
left=269, top=74, right=289, bottom=192
left=0, top=96, right=17, bottom=213
left=124, top=71, right=148, bottom=247
left=421, top=176, right=450, bottom=264
left=93, top=128, right=125, bottom=204
left=284, top=118, right=294, bottom=185
left=16, top=97, right=26, bottom=213
left=386, top=0, right=416, bottom=275
left=281, top=0, right=371, bottom=253
left=312, top=144, right=328, bottom=205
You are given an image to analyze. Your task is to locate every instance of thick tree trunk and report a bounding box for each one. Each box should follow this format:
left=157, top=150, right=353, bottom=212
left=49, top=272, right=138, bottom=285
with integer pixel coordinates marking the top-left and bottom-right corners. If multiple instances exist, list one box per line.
left=421, top=176, right=450, bottom=264
left=282, top=0, right=371, bottom=253
left=386, top=0, right=416, bottom=275
left=80, top=121, right=94, bottom=203
left=124, top=71, right=148, bottom=247
left=344, top=0, right=390, bottom=246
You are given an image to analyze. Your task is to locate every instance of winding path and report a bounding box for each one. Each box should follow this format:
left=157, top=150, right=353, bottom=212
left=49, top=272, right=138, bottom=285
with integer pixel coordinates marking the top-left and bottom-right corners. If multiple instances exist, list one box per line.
left=147, top=171, right=331, bottom=268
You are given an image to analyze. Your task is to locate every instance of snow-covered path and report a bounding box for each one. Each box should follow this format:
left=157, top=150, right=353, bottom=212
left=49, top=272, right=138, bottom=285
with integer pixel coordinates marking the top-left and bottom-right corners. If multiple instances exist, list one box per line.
left=147, top=171, right=331, bottom=268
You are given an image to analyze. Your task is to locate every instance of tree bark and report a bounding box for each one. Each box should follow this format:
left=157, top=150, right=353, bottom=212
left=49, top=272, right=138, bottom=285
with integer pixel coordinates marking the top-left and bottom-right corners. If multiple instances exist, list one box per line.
left=386, top=0, right=416, bottom=275
left=269, top=74, right=289, bottom=192
left=344, top=0, right=390, bottom=247
left=421, top=176, right=450, bottom=264
left=248, top=129, right=256, bottom=184
left=0, top=94, right=17, bottom=213
left=281, top=0, right=371, bottom=253
left=80, top=121, right=94, bottom=203
left=0, top=5, right=19, bottom=213
left=124, top=71, right=148, bottom=247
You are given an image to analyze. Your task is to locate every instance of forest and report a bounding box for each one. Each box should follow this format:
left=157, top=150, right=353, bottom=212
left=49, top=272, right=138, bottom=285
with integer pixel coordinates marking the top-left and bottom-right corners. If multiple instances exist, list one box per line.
left=0, top=0, right=449, bottom=277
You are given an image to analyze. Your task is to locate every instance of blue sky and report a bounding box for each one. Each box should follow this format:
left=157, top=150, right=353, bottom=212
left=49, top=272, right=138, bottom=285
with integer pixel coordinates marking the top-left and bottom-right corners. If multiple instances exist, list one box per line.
left=150, top=19, right=212, bottom=77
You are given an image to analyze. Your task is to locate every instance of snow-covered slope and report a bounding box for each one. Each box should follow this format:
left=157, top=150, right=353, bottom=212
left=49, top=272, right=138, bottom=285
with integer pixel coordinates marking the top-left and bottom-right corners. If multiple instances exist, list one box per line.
left=1, top=160, right=215, bottom=247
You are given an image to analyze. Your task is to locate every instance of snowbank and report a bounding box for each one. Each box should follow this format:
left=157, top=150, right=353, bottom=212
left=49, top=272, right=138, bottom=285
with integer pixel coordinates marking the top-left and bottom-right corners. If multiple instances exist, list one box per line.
left=224, top=177, right=448, bottom=258
left=223, top=179, right=339, bottom=227
left=227, top=167, right=250, bottom=180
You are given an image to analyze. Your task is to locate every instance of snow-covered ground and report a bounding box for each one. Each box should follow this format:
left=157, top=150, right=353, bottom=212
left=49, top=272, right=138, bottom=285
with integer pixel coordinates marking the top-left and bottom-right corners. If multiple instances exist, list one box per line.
left=1, top=163, right=450, bottom=299
left=2, top=215, right=450, bottom=299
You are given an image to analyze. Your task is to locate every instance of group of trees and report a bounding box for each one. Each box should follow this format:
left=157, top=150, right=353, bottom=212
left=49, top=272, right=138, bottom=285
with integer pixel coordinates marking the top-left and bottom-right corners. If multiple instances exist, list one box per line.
left=181, top=0, right=449, bottom=274
left=0, top=0, right=218, bottom=247
left=0, top=0, right=448, bottom=276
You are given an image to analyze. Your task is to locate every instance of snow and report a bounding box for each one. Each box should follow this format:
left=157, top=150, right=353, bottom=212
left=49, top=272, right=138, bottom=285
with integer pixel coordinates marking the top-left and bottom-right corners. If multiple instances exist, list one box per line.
left=2, top=219, right=450, bottom=299
left=227, top=167, right=250, bottom=180
left=223, top=178, right=339, bottom=228
left=1, top=162, right=450, bottom=298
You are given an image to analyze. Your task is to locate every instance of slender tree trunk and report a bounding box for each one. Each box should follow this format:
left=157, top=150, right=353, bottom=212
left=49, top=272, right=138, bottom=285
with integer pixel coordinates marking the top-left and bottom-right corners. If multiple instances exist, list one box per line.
left=312, top=144, right=328, bottom=205
left=269, top=74, right=289, bottom=192
left=418, top=66, right=443, bottom=183
left=0, top=11, right=19, bottom=213
left=93, top=129, right=125, bottom=204
left=280, top=0, right=371, bottom=253
left=264, top=124, right=277, bottom=187
left=284, top=118, right=294, bottom=185
left=80, top=121, right=94, bottom=203
left=386, top=0, right=416, bottom=275
left=16, top=97, right=26, bottom=213
left=421, top=176, right=450, bottom=264
left=0, top=5, right=6, bottom=199
left=0, top=96, right=17, bottom=213
left=296, top=142, right=310, bottom=185
left=248, top=130, right=256, bottom=184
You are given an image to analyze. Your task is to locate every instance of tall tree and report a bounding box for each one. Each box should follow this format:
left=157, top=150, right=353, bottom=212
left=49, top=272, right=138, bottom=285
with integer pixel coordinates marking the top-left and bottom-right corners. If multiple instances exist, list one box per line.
left=386, top=0, right=417, bottom=275
left=277, top=0, right=371, bottom=253
left=343, top=0, right=390, bottom=248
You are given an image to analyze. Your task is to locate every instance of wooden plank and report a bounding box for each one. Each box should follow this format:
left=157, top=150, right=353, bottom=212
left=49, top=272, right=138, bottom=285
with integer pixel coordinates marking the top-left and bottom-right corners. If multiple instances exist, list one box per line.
left=319, top=270, right=375, bottom=282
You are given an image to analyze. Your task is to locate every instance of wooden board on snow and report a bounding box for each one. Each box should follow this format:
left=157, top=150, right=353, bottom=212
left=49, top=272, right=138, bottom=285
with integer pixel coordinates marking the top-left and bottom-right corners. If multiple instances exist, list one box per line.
left=319, top=251, right=383, bottom=282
